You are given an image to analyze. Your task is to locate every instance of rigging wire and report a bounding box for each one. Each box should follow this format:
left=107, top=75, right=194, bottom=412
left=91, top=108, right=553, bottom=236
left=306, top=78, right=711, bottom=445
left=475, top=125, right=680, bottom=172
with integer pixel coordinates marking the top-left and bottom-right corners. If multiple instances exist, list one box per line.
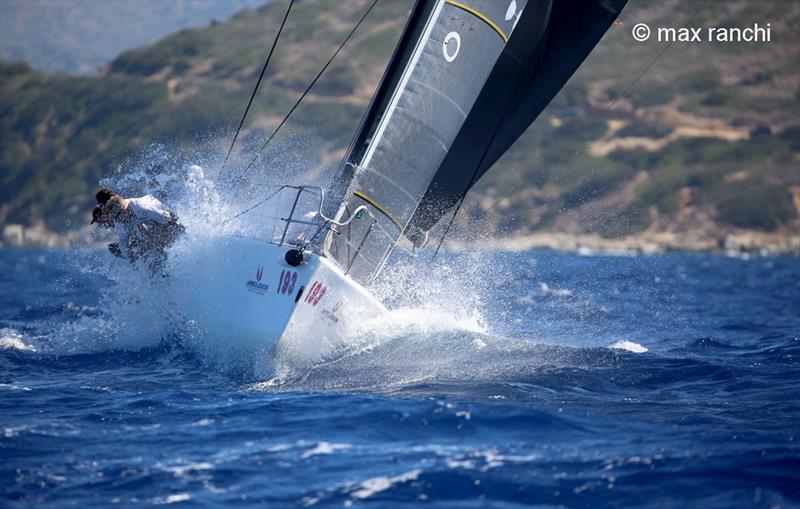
left=445, top=1, right=709, bottom=239
left=331, top=63, right=386, bottom=187
left=430, top=98, right=513, bottom=260
left=300, top=218, right=333, bottom=253
left=221, top=1, right=380, bottom=228
left=223, top=0, right=294, bottom=168
left=221, top=186, right=284, bottom=224
left=244, top=0, right=380, bottom=172
left=430, top=30, right=537, bottom=260
left=430, top=195, right=465, bottom=259
left=605, top=0, right=707, bottom=112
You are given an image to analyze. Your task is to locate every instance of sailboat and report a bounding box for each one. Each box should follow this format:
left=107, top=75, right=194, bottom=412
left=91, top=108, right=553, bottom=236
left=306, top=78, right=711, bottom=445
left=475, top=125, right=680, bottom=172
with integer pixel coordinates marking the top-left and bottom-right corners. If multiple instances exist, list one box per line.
left=170, top=0, right=627, bottom=370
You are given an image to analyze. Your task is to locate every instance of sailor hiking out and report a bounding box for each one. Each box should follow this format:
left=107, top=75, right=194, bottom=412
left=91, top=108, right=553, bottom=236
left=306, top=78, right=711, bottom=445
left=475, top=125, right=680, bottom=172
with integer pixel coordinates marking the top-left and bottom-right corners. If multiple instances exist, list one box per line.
left=91, top=188, right=184, bottom=273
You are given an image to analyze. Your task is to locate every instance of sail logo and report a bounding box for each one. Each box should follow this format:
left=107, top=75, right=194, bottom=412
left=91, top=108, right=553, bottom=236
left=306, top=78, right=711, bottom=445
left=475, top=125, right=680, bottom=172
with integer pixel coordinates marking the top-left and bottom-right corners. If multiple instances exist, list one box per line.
left=443, top=32, right=461, bottom=62
left=505, top=0, right=522, bottom=29
left=505, top=1, right=517, bottom=20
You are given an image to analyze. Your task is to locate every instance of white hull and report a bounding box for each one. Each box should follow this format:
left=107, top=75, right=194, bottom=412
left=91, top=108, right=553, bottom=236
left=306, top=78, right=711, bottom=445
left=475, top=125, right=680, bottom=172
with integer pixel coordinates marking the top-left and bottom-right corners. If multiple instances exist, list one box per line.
left=167, top=235, right=385, bottom=373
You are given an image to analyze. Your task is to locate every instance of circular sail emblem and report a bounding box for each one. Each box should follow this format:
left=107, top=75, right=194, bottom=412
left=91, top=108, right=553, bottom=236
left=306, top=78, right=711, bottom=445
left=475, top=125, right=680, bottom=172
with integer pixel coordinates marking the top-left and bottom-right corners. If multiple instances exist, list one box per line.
left=442, top=31, right=460, bottom=62
left=505, top=0, right=517, bottom=21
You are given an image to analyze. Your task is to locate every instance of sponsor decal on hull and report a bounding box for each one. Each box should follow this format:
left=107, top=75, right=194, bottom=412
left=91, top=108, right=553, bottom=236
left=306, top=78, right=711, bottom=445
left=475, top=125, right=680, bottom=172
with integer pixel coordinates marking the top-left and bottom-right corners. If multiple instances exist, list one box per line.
left=321, top=299, right=344, bottom=324
left=246, top=266, right=270, bottom=294
left=321, top=310, right=338, bottom=324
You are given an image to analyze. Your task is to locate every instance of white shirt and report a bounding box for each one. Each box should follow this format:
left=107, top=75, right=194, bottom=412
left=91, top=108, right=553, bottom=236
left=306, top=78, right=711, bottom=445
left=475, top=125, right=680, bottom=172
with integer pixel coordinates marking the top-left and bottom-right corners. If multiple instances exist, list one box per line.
left=126, top=195, right=173, bottom=225
left=114, top=195, right=175, bottom=257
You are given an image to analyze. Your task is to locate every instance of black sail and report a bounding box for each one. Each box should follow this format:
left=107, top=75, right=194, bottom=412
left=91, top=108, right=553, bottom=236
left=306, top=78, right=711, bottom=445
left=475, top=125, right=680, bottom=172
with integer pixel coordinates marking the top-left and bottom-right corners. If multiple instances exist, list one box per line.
left=324, top=0, right=626, bottom=284
left=409, top=0, right=628, bottom=232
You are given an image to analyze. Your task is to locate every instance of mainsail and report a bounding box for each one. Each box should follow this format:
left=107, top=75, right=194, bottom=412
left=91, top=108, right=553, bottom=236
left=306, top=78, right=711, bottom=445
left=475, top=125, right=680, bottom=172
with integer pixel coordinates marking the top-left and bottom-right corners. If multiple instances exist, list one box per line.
left=322, top=0, right=627, bottom=285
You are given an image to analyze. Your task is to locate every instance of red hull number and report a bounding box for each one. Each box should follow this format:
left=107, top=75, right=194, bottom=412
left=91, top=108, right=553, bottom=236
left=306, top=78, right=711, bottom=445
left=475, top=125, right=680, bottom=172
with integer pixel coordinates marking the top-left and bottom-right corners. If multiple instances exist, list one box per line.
left=304, top=281, right=327, bottom=306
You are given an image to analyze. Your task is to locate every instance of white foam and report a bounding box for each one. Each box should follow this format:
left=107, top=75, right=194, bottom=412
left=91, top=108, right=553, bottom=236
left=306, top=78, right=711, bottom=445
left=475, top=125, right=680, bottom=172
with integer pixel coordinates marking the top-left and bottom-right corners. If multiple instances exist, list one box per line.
left=300, top=441, right=352, bottom=459
left=539, top=282, right=573, bottom=297
left=0, top=329, right=35, bottom=352
left=354, top=306, right=486, bottom=339
left=153, top=493, right=191, bottom=505
left=4, top=425, right=29, bottom=437
left=0, top=384, right=32, bottom=392
left=267, top=443, right=293, bottom=453
left=608, top=340, right=648, bottom=353
left=158, top=461, right=213, bottom=478
left=351, top=469, right=422, bottom=500
left=70, top=146, right=659, bottom=384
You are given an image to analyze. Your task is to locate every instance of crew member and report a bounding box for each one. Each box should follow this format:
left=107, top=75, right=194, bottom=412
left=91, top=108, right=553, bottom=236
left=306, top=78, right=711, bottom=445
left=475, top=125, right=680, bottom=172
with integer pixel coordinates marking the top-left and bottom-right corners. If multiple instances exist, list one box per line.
left=91, top=190, right=183, bottom=272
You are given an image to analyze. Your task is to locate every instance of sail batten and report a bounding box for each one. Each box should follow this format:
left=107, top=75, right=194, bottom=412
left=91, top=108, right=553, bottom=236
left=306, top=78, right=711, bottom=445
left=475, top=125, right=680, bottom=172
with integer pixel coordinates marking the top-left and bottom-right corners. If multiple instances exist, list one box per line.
left=445, top=0, right=509, bottom=43
left=361, top=0, right=447, bottom=169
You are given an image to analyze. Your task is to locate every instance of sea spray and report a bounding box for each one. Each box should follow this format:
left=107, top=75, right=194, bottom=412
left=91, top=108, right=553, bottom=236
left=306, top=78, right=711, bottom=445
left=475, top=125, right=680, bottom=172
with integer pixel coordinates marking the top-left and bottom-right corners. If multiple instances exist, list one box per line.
left=52, top=144, right=597, bottom=381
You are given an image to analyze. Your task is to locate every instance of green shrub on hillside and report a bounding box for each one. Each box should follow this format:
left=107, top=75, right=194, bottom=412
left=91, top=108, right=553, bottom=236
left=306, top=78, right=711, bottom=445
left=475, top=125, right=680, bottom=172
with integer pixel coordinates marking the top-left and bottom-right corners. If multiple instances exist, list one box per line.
left=598, top=202, right=652, bottom=238
left=0, top=60, right=32, bottom=77
left=715, top=180, right=796, bottom=230
left=555, top=117, right=607, bottom=142
left=629, top=82, right=675, bottom=107
left=110, top=27, right=213, bottom=75
left=560, top=163, right=638, bottom=210
left=314, top=65, right=360, bottom=96
left=616, top=123, right=672, bottom=139
left=676, top=69, right=721, bottom=93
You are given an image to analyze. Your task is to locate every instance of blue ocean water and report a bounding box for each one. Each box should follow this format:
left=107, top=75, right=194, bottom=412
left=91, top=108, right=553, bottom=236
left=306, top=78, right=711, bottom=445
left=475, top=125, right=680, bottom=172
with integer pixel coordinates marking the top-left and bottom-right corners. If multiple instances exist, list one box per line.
left=1, top=247, right=798, bottom=508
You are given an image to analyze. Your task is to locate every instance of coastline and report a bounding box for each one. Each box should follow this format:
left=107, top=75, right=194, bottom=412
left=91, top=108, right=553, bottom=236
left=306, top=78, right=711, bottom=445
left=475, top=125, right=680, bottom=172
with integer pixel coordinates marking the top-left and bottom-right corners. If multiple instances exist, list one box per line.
left=447, top=230, right=800, bottom=256
left=4, top=222, right=799, bottom=256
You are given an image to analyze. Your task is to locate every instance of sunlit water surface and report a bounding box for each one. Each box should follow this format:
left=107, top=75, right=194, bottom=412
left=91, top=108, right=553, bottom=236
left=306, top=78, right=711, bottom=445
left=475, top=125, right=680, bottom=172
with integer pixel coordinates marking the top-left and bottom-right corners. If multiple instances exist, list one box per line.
left=1, top=247, right=798, bottom=508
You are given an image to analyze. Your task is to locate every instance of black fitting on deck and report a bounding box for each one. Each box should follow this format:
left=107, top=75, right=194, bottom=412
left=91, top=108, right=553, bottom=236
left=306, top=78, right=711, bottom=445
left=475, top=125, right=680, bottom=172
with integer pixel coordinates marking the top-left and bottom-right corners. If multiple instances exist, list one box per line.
left=285, top=249, right=305, bottom=267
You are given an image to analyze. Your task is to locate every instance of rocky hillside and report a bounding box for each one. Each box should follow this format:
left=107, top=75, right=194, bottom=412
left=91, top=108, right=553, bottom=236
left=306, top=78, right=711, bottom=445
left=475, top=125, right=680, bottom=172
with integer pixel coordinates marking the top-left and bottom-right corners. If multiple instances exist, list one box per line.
left=463, top=0, right=800, bottom=248
left=1, top=0, right=798, bottom=250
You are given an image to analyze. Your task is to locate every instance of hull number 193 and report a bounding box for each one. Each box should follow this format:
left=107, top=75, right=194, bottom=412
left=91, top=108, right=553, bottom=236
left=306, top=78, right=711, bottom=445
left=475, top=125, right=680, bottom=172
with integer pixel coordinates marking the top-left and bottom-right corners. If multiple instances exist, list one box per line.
left=305, top=281, right=326, bottom=306
left=278, top=270, right=297, bottom=295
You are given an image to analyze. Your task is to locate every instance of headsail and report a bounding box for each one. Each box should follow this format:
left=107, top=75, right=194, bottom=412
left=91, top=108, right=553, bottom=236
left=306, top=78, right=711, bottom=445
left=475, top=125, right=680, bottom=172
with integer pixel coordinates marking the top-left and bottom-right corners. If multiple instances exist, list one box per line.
left=410, top=0, right=628, bottom=232
left=322, top=0, right=627, bottom=285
